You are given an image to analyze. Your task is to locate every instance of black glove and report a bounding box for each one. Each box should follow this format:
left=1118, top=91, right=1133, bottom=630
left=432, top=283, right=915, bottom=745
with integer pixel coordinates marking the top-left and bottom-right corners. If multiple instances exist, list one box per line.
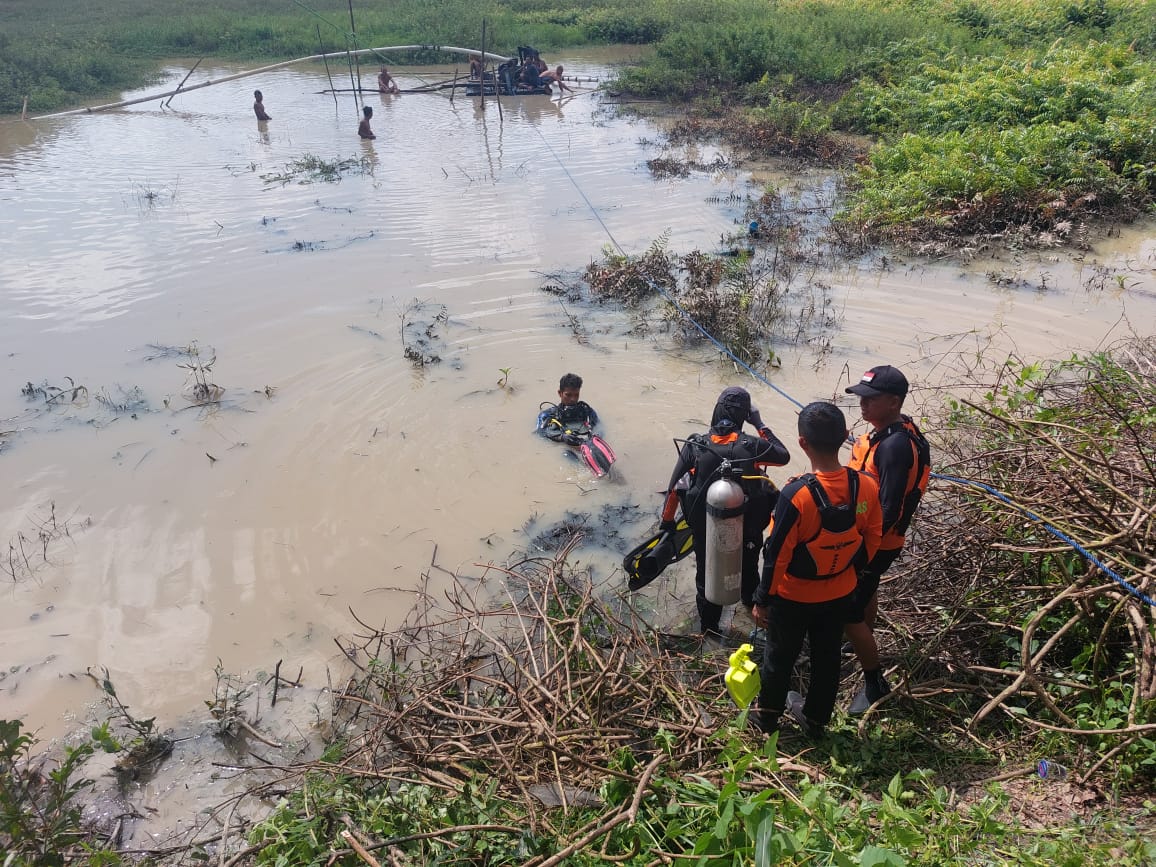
left=748, top=407, right=765, bottom=430
left=659, top=519, right=677, bottom=534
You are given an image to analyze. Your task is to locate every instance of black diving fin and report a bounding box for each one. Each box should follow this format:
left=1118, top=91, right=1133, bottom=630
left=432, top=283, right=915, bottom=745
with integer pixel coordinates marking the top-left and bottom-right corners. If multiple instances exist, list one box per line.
left=623, top=518, right=694, bottom=591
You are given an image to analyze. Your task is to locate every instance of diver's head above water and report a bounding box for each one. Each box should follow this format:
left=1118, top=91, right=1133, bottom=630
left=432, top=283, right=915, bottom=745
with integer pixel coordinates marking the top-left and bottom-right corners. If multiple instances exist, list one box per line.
left=710, top=386, right=751, bottom=432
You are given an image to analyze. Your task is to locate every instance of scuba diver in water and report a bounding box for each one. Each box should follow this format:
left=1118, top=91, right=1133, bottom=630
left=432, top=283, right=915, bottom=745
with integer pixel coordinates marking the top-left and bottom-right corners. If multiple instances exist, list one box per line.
left=536, top=373, right=615, bottom=477
left=657, top=387, right=790, bottom=638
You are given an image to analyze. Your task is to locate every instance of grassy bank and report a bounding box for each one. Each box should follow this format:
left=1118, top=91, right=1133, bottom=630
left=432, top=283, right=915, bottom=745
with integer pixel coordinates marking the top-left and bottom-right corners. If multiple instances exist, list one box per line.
left=614, top=0, right=1156, bottom=243
left=226, top=339, right=1156, bottom=865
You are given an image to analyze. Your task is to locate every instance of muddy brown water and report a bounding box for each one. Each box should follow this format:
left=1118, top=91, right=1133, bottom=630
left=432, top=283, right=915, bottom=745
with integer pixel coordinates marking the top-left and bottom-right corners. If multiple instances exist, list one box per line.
left=1, top=51, right=1154, bottom=743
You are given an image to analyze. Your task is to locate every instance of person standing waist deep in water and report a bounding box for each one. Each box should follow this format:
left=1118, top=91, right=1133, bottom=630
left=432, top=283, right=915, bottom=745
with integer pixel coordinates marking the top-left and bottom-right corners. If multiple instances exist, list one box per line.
left=358, top=105, right=376, bottom=139
left=253, top=90, right=271, bottom=121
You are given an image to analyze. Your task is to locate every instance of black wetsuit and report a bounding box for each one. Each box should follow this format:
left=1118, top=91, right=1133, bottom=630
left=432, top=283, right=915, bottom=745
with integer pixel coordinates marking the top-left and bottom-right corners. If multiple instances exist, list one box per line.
left=666, top=428, right=790, bottom=633
left=536, top=401, right=599, bottom=441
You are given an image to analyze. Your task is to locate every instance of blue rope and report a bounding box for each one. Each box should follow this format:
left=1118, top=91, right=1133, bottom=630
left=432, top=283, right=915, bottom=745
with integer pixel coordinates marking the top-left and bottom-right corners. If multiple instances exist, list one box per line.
left=932, top=473, right=1156, bottom=609
left=532, top=121, right=1152, bottom=609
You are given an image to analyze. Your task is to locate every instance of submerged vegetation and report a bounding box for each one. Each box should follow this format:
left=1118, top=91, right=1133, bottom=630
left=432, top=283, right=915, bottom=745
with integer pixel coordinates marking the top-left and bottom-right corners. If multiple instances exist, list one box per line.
left=553, top=183, right=839, bottom=370
left=260, top=154, right=376, bottom=187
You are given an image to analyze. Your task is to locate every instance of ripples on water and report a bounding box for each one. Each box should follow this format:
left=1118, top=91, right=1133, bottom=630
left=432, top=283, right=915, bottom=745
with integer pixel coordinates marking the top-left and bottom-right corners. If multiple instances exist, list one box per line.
left=0, top=55, right=1153, bottom=733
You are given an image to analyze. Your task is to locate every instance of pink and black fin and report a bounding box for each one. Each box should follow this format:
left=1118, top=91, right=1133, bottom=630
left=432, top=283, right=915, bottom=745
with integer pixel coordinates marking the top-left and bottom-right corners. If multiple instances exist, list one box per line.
left=580, top=434, right=616, bottom=477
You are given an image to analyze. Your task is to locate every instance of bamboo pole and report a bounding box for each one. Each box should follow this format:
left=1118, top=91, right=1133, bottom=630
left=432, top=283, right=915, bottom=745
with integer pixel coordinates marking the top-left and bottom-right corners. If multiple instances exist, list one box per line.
left=318, top=25, right=339, bottom=109
left=345, top=43, right=360, bottom=113
left=164, top=57, right=203, bottom=108
left=347, top=0, right=362, bottom=95
left=479, top=21, right=486, bottom=112
left=27, top=46, right=513, bottom=120
left=494, top=58, right=504, bottom=123
left=21, top=97, right=28, bottom=120
left=319, top=83, right=472, bottom=94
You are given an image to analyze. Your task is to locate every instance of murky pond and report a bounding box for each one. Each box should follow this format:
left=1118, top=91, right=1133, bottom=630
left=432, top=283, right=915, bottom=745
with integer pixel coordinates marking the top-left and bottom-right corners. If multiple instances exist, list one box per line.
left=2, top=49, right=1154, bottom=739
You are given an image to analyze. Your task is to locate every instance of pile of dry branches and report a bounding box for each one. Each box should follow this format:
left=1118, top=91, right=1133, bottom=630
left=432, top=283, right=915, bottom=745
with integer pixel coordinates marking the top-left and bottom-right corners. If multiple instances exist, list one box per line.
left=881, top=338, right=1156, bottom=779
left=331, top=536, right=743, bottom=814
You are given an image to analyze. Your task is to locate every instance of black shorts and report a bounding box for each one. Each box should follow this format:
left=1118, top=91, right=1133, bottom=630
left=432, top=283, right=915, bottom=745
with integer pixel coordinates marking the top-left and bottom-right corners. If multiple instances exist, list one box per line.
left=847, top=547, right=902, bottom=624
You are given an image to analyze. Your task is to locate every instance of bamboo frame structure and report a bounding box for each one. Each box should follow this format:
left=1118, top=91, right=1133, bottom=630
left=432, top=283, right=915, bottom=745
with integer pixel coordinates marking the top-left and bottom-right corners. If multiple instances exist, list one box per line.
left=29, top=45, right=512, bottom=120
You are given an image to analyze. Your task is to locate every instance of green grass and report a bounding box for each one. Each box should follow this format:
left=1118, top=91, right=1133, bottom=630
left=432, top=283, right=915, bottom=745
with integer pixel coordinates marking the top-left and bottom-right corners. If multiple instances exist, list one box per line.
left=833, top=40, right=1156, bottom=237
left=247, top=710, right=1156, bottom=866
left=604, top=0, right=1156, bottom=239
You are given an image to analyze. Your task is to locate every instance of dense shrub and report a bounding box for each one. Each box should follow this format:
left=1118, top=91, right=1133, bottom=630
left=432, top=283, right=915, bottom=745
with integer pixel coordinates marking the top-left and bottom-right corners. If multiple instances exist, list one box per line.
left=833, top=40, right=1156, bottom=235
left=580, top=8, right=668, bottom=44
left=0, top=39, right=143, bottom=113
left=837, top=43, right=1146, bottom=136
left=617, top=3, right=974, bottom=99
left=842, top=124, right=1134, bottom=232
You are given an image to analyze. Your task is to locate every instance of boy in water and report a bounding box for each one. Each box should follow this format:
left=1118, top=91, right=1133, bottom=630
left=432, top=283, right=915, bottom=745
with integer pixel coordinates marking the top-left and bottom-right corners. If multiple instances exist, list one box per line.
left=253, top=90, right=271, bottom=121
left=752, top=401, right=882, bottom=738
left=377, top=66, right=400, bottom=95
left=541, top=65, right=574, bottom=95
left=358, top=105, right=376, bottom=139
left=536, top=373, right=598, bottom=440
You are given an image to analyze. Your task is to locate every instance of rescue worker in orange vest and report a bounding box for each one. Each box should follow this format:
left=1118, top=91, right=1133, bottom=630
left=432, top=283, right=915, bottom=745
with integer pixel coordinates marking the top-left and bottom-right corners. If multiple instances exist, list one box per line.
left=751, top=401, right=882, bottom=737
left=659, top=387, right=790, bottom=638
left=844, top=365, right=931, bottom=713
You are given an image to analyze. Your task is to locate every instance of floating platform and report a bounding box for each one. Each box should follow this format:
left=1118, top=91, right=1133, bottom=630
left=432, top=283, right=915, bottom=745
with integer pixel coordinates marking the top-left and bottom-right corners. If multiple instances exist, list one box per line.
left=464, top=70, right=552, bottom=97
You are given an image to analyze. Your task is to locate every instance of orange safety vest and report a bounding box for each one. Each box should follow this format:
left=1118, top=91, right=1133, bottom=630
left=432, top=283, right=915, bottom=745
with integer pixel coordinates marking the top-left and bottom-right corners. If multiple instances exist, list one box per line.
left=848, top=416, right=930, bottom=551
left=787, top=469, right=869, bottom=580
left=767, top=469, right=881, bottom=604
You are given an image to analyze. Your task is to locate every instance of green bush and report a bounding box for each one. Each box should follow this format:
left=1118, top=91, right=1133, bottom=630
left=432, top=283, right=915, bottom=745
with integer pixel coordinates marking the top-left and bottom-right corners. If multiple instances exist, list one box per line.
left=0, top=720, right=120, bottom=866
left=837, top=42, right=1146, bottom=136
left=616, top=2, right=978, bottom=100
left=834, top=40, right=1156, bottom=234
left=747, top=94, right=832, bottom=138
left=843, top=124, right=1132, bottom=229
left=580, top=8, right=667, bottom=44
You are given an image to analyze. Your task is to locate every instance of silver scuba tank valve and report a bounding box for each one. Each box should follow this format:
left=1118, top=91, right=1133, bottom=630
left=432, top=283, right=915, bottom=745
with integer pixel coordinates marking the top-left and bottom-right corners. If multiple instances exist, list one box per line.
left=705, top=464, right=746, bottom=607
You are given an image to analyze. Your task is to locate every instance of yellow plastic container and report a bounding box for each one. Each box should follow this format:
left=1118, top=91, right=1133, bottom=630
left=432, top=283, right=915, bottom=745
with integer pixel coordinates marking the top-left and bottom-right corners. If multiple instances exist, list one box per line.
left=725, top=643, right=761, bottom=708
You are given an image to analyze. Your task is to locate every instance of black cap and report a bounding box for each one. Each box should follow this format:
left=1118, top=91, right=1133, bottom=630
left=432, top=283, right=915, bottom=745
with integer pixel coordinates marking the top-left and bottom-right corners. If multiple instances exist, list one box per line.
left=845, top=365, right=908, bottom=400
